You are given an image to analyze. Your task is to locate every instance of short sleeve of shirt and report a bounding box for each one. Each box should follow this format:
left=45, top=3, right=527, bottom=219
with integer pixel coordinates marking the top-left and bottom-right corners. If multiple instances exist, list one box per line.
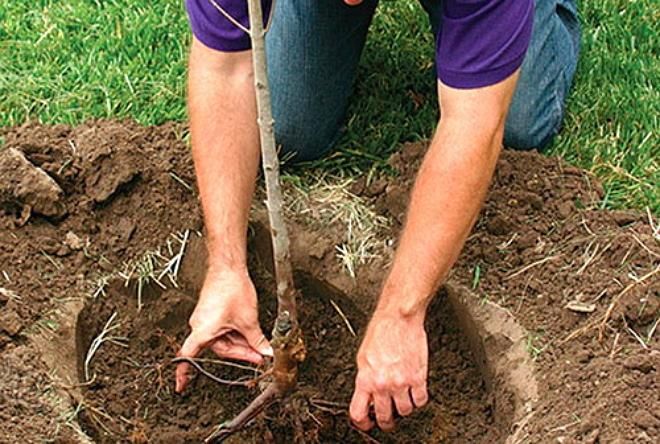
left=437, top=0, right=534, bottom=89
left=185, top=0, right=272, bottom=52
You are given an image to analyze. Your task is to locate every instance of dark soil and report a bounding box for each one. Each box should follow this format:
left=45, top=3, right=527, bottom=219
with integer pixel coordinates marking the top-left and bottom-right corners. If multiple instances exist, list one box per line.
left=0, top=120, right=201, bottom=442
left=0, top=120, right=657, bottom=443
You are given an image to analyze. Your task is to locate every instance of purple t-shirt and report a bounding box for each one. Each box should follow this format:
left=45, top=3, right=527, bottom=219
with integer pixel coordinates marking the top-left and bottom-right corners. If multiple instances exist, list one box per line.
left=185, top=0, right=533, bottom=89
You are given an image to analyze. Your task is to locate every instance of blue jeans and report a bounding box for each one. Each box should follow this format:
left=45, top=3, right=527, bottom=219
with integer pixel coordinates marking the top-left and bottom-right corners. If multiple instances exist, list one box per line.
left=265, top=0, right=580, bottom=161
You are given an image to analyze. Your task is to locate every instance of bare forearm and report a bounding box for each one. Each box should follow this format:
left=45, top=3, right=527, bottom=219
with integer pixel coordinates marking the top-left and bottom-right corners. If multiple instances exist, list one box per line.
left=377, top=74, right=519, bottom=317
left=378, top=120, right=502, bottom=315
left=188, top=38, right=259, bottom=271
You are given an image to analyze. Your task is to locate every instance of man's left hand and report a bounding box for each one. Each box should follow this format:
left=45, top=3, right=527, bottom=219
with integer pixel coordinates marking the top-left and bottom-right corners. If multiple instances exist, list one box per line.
left=349, top=310, right=429, bottom=431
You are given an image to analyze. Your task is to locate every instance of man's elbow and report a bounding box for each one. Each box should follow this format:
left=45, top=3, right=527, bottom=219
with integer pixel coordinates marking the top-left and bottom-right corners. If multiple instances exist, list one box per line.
left=438, top=110, right=507, bottom=156
left=189, top=36, right=253, bottom=82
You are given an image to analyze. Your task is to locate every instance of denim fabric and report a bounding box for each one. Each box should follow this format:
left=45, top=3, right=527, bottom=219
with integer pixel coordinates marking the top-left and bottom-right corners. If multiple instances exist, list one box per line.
left=265, top=0, right=580, bottom=160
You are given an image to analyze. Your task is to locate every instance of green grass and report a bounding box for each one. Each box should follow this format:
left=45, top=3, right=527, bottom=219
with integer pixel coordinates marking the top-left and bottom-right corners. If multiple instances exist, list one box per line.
left=1, top=0, right=657, bottom=211
left=0, top=1, right=189, bottom=124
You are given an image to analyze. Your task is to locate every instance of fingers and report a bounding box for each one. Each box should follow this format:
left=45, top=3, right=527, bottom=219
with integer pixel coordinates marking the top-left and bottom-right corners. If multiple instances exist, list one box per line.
left=393, top=390, right=414, bottom=417
left=175, top=333, right=206, bottom=393
left=349, top=387, right=374, bottom=431
left=210, top=339, right=264, bottom=365
left=351, top=376, right=428, bottom=432
left=241, top=326, right=273, bottom=358
left=411, top=381, right=429, bottom=408
left=373, top=393, right=395, bottom=432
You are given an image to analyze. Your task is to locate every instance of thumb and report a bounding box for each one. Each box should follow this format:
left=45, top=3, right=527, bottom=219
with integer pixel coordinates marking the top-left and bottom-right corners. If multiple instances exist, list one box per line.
left=242, top=325, right=273, bottom=357
left=175, top=332, right=206, bottom=393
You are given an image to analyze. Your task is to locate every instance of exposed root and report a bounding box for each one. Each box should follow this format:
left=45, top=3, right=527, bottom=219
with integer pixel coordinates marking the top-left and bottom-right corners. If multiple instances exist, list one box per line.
left=83, top=311, right=128, bottom=382
left=504, top=255, right=561, bottom=281
left=329, top=298, right=357, bottom=337
left=205, top=383, right=280, bottom=443
left=197, top=312, right=305, bottom=441
left=0, top=286, right=21, bottom=301
left=561, top=265, right=658, bottom=346
left=171, top=357, right=256, bottom=387
left=309, top=398, right=347, bottom=415
left=647, top=316, right=660, bottom=342
left=79, top=401, right=120, bottom=437
left=183, top=357, right=264, bottom=374
left=350, top=425, right=383, bottom=444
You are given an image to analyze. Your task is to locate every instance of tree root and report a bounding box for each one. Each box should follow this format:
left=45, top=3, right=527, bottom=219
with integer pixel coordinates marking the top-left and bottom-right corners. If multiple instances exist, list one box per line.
left=205, top=382, right=280, bottom=443
left=199, top=312, right=306, bottom=442
left=171, top=357, right=255, bottom=387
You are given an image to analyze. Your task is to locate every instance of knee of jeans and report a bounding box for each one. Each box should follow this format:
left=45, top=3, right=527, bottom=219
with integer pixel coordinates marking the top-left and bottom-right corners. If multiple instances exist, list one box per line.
left=274, top=118, right=341, bottom=163
left=504, top=108, right=563, bottom=151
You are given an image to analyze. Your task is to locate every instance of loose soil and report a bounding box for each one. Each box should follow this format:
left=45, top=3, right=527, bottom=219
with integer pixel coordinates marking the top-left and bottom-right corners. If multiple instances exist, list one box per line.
left=0, top=120, right=657, bottom=443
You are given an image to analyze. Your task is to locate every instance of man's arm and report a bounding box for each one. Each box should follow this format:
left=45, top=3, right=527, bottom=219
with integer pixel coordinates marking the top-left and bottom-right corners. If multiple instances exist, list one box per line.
left=189, top=37, right=259, bottom=270
left=350, top=72, right=520, bottom=431
left=176, top=38, right=272, bottom=393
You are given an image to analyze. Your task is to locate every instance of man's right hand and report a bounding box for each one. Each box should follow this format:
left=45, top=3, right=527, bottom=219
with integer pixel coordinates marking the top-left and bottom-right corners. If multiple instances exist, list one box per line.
left=174, top=268, right=273, bottom=393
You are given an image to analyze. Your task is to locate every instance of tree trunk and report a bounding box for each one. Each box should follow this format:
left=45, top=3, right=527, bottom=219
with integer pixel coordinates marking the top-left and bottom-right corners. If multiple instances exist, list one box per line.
left=247, top=0, right=304, bottom=393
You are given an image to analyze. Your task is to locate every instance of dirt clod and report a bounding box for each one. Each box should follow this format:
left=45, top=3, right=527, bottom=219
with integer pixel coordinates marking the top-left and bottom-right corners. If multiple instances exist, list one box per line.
left=486, top=215, right=513, bottom=236
left=623, top=355, right=655, bottom=374
left=632, top=410, right=659, bottom=430
left=0, top=307, right=24, bottom=336
left=0, top=147, right=67, bottom=220
left=64, top=230, right=85, bottom=250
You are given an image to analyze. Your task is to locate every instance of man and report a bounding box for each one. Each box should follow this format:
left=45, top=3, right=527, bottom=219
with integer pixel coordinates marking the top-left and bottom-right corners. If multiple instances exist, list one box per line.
left=174, top=0, right=580, bottom=432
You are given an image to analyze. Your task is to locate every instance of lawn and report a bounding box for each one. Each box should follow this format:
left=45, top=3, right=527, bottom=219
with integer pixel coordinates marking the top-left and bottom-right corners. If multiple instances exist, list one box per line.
left=0, top=0, right=657, bottom=211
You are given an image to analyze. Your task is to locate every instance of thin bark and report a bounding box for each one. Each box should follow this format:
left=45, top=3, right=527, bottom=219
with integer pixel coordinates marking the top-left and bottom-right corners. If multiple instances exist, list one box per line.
left=247, top=0, right=298, bottom=328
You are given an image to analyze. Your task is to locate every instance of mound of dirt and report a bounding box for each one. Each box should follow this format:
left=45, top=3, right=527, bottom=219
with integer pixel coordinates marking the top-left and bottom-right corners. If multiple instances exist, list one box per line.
left=0, top=120, right=201, bottom=346
left=0, top=120, right=200, bottom=442
left=0, top=147, right=67, bottom=220
left=366, top=143, right=659, bottom=442
left=0, top=120, right=657, bottom=443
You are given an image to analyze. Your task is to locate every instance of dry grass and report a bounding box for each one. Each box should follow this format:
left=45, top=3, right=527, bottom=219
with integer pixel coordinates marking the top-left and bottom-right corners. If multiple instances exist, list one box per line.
left=0, top=286, right=21, bottom=302
left=83, top=311, right=128, bottom=382
left=283, top=174, right=390, bottom=277
left=115, top=229, right=192, bottom=311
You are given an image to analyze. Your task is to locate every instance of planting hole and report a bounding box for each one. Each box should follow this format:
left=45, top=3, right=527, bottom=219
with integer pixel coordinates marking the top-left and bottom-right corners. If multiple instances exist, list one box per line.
left=74, top=238, right=518, bottom=443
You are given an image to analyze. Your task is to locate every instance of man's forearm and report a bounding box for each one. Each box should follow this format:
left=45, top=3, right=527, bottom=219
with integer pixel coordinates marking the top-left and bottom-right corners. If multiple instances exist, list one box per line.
left=377, top=75, right=519, bottom=318
left=189, top=38, right=259, bottom=271
left=377, top=118, right=501, bottom=316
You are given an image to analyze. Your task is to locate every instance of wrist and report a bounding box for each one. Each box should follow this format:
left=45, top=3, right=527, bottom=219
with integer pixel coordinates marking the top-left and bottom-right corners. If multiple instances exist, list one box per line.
left=374, top=289, right=428, bottom=324
left=206, top=239, right=248, bottom=273
left=375, top=273, right=432, bottom=320
left=207, top=255, right=248, bottom=277
left=373, top=301, right=427, bottom=325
